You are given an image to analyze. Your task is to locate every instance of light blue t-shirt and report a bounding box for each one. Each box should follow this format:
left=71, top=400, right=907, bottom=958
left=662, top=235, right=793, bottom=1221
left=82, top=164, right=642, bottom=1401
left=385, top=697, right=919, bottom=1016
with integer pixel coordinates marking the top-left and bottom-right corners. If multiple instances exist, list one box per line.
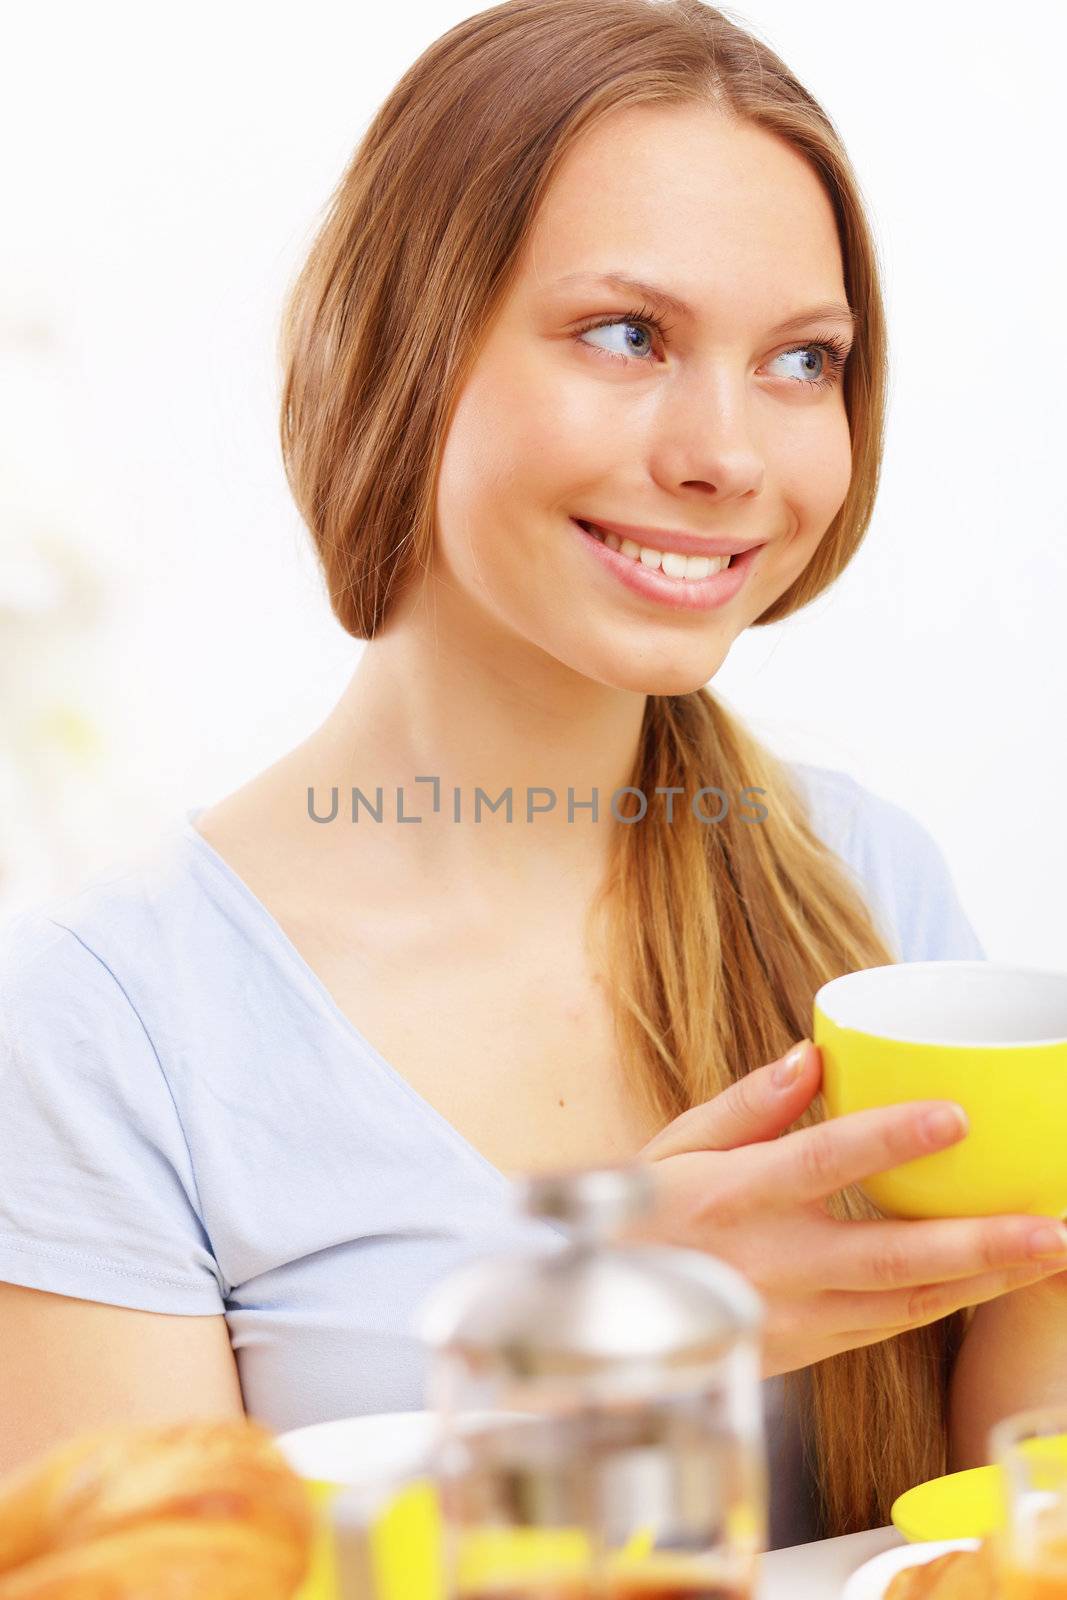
left=0, top=761, right=984, bottom=1549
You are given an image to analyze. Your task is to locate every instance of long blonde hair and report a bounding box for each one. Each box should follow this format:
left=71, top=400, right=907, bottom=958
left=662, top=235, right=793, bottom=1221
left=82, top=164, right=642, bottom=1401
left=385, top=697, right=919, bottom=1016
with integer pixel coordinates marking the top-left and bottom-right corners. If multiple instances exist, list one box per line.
left=278, top=0, right=966, bottom=1536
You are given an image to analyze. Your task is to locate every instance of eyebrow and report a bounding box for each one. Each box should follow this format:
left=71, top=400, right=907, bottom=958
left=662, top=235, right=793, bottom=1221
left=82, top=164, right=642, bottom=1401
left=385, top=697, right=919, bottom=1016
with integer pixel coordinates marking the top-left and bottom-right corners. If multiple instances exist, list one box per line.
left=552, top=270, right=858, bottom=336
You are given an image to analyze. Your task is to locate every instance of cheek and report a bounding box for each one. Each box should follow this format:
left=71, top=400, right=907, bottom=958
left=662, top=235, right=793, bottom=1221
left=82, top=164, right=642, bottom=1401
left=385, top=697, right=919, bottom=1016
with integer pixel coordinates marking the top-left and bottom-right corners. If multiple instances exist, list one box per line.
left=440, top=356, right=567, bottom=505
left=782, top=406, right=853, bottom=536
left=436, top=357, right=606, bottom=555
left=433, top=396, right=560, bottom=601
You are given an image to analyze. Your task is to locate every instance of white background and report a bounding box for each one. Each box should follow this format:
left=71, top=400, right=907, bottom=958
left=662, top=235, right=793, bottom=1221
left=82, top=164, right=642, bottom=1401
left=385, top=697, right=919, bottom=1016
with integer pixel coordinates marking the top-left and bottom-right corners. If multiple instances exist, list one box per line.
left=2, top=0, right=1064, bottom=963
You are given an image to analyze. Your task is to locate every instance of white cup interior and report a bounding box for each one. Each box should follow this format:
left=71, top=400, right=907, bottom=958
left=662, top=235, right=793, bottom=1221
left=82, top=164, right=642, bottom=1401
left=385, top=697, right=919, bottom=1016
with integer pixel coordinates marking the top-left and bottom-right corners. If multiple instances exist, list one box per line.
left=815, top=962, right=1067, bottom=1047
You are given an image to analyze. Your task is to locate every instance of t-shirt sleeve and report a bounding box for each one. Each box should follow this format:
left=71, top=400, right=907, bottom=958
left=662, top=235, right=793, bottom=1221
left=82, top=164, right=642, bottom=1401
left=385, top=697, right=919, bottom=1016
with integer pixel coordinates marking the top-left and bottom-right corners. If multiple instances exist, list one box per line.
left=792, top=762, right=987, bottom=964
left=847, top=789, right=987, bottom=963
left=0, top=910, right=227, bottom=1314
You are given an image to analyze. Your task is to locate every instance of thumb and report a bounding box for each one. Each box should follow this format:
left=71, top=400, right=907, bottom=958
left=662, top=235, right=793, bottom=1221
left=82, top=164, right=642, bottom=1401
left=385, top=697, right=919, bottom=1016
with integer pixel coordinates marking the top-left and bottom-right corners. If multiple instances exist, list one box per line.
left=638, top=1040, right=821, bottom=1161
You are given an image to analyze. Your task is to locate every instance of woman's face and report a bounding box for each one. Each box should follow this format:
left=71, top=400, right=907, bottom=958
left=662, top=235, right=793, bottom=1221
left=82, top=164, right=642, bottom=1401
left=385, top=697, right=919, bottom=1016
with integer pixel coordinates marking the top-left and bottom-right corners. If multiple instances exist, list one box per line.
left=431, top=103, right=854, bottom=695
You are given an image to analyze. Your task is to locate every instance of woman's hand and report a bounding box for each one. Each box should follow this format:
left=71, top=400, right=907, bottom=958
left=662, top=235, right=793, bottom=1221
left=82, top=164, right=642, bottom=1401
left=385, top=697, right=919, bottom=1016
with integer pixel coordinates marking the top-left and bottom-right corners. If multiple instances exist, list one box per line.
left=625, top=1041, right=1067, bottom=1378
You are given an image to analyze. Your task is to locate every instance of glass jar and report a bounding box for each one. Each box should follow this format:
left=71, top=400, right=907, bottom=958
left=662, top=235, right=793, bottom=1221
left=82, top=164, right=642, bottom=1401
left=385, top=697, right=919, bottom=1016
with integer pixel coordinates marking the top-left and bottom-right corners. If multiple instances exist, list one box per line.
left=417, top=1165, right=766, bottom=1599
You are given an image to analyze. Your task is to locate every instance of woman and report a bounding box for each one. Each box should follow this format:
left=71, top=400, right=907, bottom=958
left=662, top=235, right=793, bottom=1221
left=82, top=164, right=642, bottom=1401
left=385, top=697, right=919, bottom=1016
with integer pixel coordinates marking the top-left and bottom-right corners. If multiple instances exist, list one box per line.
left=1, top=0, right=1063, bottom=1549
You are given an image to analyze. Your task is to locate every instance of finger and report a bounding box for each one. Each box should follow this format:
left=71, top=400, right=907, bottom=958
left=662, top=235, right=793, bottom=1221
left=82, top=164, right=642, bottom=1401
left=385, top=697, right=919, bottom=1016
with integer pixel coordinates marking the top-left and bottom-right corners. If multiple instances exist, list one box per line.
left=835, top=1256, right=1067, bottom=1339
left=762, top=1099, right=970, bottom=1206
left=812, top=1214, right=1067, bottom=1293
left=639, top=1041, right=820, bottom=1160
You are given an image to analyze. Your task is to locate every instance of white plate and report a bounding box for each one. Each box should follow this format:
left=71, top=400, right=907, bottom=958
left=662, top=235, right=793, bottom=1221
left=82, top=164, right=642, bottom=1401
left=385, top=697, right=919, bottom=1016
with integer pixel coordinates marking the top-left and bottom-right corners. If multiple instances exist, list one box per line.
left=276, top=1409, right=529, bottom=1486
left=276, top=1411, right=443, bottom=1484
left=842, top=1539, right=980, bottom=1599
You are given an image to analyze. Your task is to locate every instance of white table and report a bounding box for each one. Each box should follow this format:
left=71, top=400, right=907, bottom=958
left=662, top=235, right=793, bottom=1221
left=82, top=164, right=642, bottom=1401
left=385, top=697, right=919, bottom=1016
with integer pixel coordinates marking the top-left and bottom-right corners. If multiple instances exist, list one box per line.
left=760, top=1526, right=905, bottom=1597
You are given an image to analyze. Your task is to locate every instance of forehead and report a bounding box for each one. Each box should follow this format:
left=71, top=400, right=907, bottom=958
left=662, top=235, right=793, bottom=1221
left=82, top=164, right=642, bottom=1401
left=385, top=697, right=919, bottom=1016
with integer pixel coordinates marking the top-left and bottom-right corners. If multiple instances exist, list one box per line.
left=522, top=102, right=846, bottom=323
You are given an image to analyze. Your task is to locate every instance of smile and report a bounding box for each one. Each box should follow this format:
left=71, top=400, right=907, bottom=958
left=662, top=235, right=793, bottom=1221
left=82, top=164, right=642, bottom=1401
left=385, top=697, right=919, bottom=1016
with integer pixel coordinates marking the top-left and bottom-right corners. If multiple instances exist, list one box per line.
left=570, top=518, right=762, bottom=614
left=576, top=520, right=734, bottom=579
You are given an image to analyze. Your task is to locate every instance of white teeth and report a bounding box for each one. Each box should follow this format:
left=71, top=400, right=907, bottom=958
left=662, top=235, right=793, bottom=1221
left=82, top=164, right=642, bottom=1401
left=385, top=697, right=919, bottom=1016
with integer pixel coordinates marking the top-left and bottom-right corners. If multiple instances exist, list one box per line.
left=582, top=522, right=731, bottom=579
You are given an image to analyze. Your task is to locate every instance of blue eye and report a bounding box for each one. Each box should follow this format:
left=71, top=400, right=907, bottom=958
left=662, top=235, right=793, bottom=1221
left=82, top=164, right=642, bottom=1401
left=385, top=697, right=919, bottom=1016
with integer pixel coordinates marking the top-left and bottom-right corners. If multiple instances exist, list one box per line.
left=572, top=307, right=850, bottom=391
left=770, top=340, right=850, bottom=389
left=576, top=312, right=660, bottom=362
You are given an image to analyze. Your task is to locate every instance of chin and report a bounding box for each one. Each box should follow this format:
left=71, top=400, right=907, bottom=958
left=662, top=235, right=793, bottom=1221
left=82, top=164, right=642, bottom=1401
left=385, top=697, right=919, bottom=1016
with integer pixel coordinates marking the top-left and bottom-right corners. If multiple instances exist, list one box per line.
left=648, top=664, right=728, bottom=696
left=588, top=650, right=731, bottom=698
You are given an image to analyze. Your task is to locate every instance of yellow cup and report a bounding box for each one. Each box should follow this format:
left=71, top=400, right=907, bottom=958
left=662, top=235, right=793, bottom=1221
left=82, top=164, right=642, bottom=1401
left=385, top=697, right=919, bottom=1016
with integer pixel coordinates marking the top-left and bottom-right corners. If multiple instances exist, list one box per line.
left=813, top=961, right=1067, bottom=1219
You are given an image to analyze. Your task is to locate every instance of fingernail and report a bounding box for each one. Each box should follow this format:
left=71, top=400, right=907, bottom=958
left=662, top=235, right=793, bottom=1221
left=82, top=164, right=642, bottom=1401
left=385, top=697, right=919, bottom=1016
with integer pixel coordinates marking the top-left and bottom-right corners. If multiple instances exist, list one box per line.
left=920, top=1104, right=969, bottom=1147
left=773, top=1040, right=809, bottom=1088
left=1028, top=1223, right=1067, bottom=1260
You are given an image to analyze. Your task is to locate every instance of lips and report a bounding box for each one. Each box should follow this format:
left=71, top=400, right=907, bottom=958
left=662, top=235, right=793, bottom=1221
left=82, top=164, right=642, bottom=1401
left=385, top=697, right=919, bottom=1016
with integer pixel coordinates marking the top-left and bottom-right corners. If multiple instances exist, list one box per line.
left=573, top=515, right=765, bottom=561
left=571, top=514, right=759, bottom=612
left=577, top=519, right=734, bottom=568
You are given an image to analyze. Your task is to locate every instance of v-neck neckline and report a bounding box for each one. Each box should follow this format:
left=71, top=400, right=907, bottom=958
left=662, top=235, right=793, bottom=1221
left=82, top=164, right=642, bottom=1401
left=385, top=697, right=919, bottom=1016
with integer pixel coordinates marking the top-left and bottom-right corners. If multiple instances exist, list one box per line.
left=177, top=807, right=571, bottom=1228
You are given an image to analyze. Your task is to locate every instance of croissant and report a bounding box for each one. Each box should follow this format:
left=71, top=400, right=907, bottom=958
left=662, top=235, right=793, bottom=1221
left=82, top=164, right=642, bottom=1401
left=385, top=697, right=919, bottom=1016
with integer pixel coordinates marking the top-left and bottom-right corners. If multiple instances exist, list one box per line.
left=885, top=1542, right=1000, bottom=1599
left=0, top=1419, right=313, bottom=1598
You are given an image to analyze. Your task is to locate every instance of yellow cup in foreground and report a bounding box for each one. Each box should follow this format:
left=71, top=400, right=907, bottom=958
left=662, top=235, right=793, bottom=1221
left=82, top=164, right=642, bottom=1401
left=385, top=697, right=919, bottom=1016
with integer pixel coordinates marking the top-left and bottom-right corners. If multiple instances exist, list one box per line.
left=813, top=961, right=1067, bottom=1219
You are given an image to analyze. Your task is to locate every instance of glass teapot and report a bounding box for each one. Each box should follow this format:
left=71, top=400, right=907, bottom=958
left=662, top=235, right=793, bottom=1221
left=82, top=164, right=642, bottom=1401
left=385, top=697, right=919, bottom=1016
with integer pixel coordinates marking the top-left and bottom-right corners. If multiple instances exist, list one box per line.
left=417, top=1165, right=767, bottom=1598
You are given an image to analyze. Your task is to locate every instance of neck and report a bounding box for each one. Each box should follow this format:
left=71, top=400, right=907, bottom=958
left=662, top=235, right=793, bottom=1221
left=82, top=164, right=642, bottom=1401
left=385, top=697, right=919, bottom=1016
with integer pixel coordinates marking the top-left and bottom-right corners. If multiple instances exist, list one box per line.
left=294, top=591, right=648, bottom=899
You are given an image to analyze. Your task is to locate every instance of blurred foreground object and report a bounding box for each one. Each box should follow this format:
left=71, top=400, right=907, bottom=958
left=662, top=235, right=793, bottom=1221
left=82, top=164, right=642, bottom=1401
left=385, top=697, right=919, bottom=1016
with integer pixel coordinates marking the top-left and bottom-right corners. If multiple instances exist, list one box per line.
left=0, top=1419, right=313, bottom=1598
left=885, top=1542, right=999, bottom=1596
left=419, top=1165, right=767, bottom=1597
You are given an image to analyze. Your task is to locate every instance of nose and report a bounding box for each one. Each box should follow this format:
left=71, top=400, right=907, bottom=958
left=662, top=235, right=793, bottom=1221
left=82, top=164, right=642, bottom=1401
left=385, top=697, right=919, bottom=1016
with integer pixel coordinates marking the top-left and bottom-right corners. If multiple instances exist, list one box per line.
left=649, top=367, right=766, bottom=503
